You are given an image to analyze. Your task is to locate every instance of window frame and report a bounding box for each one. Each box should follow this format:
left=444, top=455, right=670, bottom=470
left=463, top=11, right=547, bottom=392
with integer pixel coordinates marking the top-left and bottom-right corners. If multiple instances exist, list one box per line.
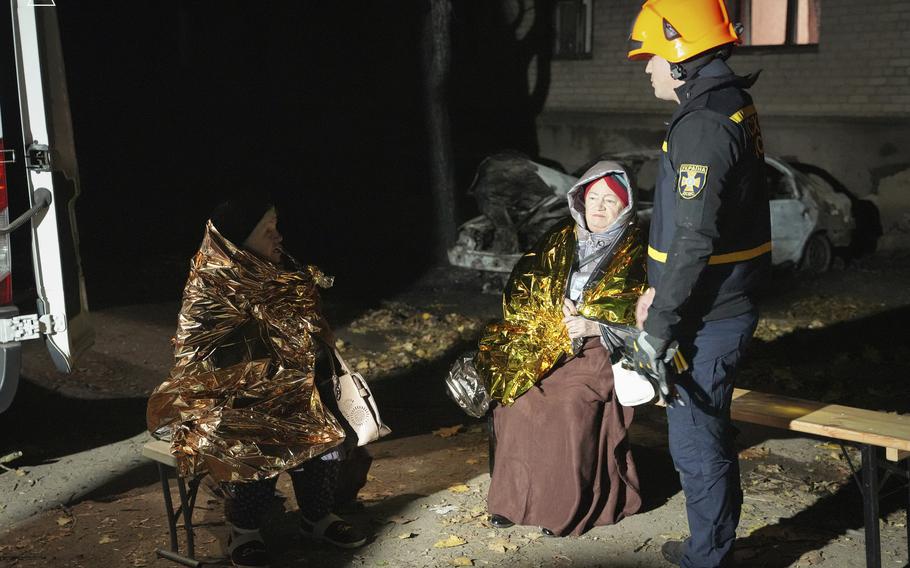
left=728, top=0, right=820, bottom=53
left=552, top=0, right=594, bottom=61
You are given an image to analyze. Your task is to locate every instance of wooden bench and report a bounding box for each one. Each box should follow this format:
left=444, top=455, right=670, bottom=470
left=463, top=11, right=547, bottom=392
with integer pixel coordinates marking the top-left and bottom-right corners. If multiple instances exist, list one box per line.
left=731, top=388, right=910, bottom=568
left=142, top=439, right=202, bottom=568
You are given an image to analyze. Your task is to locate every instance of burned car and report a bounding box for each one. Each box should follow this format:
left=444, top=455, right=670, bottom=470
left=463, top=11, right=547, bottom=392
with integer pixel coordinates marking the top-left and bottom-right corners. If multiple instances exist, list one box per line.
left=449, top=151, right=862, bottom=275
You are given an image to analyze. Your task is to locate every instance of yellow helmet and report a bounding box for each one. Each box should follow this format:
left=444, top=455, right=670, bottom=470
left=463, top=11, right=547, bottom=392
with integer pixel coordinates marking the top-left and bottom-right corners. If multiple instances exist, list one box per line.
left=628, top=0, right=741, bottom=63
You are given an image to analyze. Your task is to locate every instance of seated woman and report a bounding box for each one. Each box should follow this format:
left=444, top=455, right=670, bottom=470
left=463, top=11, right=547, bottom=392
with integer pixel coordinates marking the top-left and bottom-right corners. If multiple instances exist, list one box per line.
left=147, top=197, right=368, bottom=568
left=476, top=160, right=647, bottom=537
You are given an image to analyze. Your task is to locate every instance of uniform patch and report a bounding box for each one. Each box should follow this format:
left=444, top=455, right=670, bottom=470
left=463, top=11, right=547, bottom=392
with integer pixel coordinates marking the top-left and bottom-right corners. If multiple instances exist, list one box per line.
left=677, top=164, right=709, bottom=199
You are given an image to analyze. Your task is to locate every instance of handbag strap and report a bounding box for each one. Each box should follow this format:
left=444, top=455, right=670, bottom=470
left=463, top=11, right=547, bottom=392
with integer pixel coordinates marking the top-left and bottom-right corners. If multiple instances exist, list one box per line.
left=330, top=345, right=354, bottom=376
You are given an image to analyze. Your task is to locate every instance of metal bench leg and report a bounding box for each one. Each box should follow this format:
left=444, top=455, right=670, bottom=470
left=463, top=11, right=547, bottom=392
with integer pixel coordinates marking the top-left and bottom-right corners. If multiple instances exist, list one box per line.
left=176, top=476, right=196, bottom=558
left=153, top=464, right=202, bottom=567
left=861, top=444, right=882, bottom=568
left=157, top=463, right=179, bottom=553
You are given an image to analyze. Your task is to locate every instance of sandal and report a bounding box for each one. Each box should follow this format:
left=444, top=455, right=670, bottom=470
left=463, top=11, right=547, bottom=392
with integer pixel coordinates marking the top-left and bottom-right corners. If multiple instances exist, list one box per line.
left=227, top=526, right=270, bottom=568
left=300, top=513, right=367, bottom=549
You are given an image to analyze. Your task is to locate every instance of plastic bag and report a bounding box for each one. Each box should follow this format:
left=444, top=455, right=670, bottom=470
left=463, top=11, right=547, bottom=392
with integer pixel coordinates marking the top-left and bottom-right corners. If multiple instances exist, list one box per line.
left=445, top=353, right=490, bottom=418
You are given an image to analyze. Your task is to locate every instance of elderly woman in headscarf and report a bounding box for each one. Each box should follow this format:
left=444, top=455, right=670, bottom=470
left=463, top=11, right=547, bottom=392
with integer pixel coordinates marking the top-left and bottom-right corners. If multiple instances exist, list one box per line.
left=476, top=160, right=648, bottom=537
left=147, top=197, right=369, bottom=568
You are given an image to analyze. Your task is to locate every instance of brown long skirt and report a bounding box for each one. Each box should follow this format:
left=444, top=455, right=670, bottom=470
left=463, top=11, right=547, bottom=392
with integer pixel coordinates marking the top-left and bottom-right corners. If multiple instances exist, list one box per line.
left=487, top=338, right=641, bottom=536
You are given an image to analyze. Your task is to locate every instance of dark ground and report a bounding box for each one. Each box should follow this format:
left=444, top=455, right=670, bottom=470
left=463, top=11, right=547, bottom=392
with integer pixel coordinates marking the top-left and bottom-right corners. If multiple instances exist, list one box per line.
left=1, top=253, right=910, bottom=567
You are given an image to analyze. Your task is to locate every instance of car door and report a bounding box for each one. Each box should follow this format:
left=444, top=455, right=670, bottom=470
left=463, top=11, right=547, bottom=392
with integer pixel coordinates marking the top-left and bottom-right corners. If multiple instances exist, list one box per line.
left=0, top=0, right=93, bottom=413
left=766, top=157, right=813, bottom=266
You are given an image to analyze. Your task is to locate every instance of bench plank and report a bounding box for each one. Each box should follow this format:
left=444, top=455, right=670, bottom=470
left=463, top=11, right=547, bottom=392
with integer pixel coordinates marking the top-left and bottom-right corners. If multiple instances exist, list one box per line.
left=142, top=439, right=177, bottom=468
left=732, top=389, right=910, bottom=453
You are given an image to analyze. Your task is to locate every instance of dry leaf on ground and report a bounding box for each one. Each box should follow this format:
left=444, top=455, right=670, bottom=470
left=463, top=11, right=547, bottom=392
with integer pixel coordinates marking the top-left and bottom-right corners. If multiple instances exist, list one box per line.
left=434, top=535, right=468, bottom=548
left=451, top=557, right=474, bottom=566
left=448, top=484, right=470, bottom=494
left=434, top=425, right=464, bottom=438
left=487, top=538, right=517, bottom=553
left=739, top=446, right=770, bottom=460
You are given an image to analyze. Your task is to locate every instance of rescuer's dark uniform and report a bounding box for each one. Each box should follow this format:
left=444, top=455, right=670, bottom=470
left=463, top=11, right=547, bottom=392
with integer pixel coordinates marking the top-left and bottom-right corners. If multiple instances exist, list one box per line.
left=627, top=1, right=772, bottom=564
left=644, top=57, right=771, bottom=568
left=645, top=58, right=770, bottom=342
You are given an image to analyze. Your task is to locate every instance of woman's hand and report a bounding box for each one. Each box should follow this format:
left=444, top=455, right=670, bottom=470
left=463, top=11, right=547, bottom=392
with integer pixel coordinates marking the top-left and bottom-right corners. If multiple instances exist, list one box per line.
left=636, top=287, right=656, bottom=331
left=562, top=298, right=577, bottom=318
left=563, top=315, right=601, bottom=340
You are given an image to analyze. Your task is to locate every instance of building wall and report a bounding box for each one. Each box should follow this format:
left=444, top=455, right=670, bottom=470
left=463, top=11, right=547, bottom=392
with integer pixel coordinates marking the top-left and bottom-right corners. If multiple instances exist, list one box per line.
left=544, top=0, right=910, bottom=117
left=535, top=0, right=910, bottom=199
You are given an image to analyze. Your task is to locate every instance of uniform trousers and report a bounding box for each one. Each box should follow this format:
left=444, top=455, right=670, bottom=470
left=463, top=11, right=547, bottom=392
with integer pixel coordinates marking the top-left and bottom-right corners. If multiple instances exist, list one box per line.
left=667, top=309, right=757, bottom=568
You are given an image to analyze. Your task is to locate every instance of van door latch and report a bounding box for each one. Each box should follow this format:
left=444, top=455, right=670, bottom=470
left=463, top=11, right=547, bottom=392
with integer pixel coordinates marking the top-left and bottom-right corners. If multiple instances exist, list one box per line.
left=26, top=142, right=50, bottom=172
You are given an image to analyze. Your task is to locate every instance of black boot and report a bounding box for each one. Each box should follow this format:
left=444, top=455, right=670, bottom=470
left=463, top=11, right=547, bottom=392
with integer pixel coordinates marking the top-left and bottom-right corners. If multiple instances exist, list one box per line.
left=661, top=539, right=687, bottom=566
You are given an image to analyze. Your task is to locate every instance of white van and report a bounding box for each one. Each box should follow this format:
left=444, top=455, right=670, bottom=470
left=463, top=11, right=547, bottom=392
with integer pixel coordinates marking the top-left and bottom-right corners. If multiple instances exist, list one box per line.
left=0, top=0, right=93, bottom=413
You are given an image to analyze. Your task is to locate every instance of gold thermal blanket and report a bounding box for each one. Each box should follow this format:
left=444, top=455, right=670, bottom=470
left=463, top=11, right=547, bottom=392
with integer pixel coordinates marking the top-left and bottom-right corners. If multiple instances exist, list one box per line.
left=476, top=219, right=647, bottom=405
left=147, top=222, right=345, bottom=482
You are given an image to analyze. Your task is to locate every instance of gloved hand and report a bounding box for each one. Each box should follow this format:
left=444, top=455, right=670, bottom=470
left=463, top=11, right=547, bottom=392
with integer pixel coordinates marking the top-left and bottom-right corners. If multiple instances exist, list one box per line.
left=625, top=331, right=688, bottom=406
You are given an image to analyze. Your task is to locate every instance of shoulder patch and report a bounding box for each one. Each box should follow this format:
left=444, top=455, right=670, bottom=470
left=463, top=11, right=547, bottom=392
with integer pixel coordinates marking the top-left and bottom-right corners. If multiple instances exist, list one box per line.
left=677, top=164, right=709, bottom=200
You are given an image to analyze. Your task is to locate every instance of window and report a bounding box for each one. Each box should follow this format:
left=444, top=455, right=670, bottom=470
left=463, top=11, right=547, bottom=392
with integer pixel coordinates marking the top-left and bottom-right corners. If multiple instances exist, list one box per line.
left=554, top=0, right=593, bottom=59
left=728, top=0, right=820, bottom=47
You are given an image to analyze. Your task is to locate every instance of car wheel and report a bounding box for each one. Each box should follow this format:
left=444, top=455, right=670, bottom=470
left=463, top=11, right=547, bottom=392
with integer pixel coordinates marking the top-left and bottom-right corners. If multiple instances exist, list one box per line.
left=800, top=233, right=832, bottom=273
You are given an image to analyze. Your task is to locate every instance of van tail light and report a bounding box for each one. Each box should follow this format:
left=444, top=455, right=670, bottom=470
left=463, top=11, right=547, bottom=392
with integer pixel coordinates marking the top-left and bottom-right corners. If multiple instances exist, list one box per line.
left=0, top=139, right=11, bottom=306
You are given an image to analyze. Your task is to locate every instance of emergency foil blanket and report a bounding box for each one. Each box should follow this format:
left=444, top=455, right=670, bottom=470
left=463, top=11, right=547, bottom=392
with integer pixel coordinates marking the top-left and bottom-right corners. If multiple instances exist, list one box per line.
left=147, top=222, right=345, bottom=482
left=476, top=220, right=647, bottom=405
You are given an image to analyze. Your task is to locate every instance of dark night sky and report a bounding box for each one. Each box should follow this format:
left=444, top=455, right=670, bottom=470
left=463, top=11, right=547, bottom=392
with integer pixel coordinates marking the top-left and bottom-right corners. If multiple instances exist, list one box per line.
left=0, top=1, right=547, bottom=308
left=55, top=2, right=437, bottom=306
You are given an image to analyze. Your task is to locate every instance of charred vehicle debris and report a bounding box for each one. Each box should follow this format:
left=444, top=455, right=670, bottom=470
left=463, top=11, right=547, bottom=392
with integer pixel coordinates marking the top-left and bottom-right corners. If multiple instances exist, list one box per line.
left=448, top=151, right=882, bottom=277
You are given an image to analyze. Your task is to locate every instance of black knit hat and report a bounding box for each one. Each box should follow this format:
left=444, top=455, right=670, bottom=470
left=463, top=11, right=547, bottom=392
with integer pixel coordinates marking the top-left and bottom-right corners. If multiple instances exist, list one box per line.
left=209, top=194, right=274, bottom=246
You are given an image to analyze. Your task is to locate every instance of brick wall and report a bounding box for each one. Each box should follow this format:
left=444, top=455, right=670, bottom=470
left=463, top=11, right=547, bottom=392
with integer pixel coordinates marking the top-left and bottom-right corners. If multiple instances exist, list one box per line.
left=532, top=0, right=910, bottom=196
left=541, top=0, right=910, bottom=118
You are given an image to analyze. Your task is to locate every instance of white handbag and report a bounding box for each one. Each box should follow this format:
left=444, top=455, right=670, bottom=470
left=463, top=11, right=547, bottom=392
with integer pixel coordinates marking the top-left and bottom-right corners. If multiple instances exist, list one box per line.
left=612, top=361, right=658, bottom=407
left=331, top=348, right=391, bottom=446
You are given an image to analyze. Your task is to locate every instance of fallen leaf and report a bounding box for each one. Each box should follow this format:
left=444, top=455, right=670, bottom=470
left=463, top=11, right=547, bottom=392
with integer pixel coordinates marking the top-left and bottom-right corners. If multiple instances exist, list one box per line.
left=433, top=535, right=467, bottom=548
left=739, top=446, right=770, bottom=460
left=433, top=425, right=463, bottom=438
left=398, top=532, right=417, bottom=539
left=451, top=557, right=473, bottom=566
left=56, top=516, right=73, bottom=527
left=387, top=515, right=416, bottom=525
left=431, top=505, right=460, bottom=515
left=98, top=535, right=117, bottom=544
left=448, top=484, right=470, bottom=494
left=465, top=458, right=479, bottom=465
left=487, top=538, right=517, bottom=553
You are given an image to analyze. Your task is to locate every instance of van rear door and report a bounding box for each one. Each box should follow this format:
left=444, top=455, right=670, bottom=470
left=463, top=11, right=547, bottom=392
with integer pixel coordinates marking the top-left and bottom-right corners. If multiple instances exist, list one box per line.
left=8, top=0, right=92, bottom=372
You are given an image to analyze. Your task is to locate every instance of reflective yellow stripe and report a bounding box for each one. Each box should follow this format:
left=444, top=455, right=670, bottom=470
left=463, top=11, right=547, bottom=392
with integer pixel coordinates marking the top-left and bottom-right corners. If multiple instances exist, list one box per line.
left=661, top=140, right=668, bottom=152
left=729, top=105, right=757, bottom=124
left=648, top=246, right=668, bottom=262
left=648, top=241, right=772, bottom=265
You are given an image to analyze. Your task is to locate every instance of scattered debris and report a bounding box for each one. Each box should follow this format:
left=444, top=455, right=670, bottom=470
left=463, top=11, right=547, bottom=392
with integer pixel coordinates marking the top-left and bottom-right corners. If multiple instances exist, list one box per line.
left=433, top=535, right=468, bottom=548
left=739, top=446, right=770, bottom=460
left=487, top=538, right=518, bottom=554
left=434, top=425, right=464, bottom=438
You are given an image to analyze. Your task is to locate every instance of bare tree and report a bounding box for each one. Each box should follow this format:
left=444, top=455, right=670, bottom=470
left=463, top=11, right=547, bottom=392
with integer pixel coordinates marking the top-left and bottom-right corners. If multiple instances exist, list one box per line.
left=422, top=0, right=457, bottom=259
